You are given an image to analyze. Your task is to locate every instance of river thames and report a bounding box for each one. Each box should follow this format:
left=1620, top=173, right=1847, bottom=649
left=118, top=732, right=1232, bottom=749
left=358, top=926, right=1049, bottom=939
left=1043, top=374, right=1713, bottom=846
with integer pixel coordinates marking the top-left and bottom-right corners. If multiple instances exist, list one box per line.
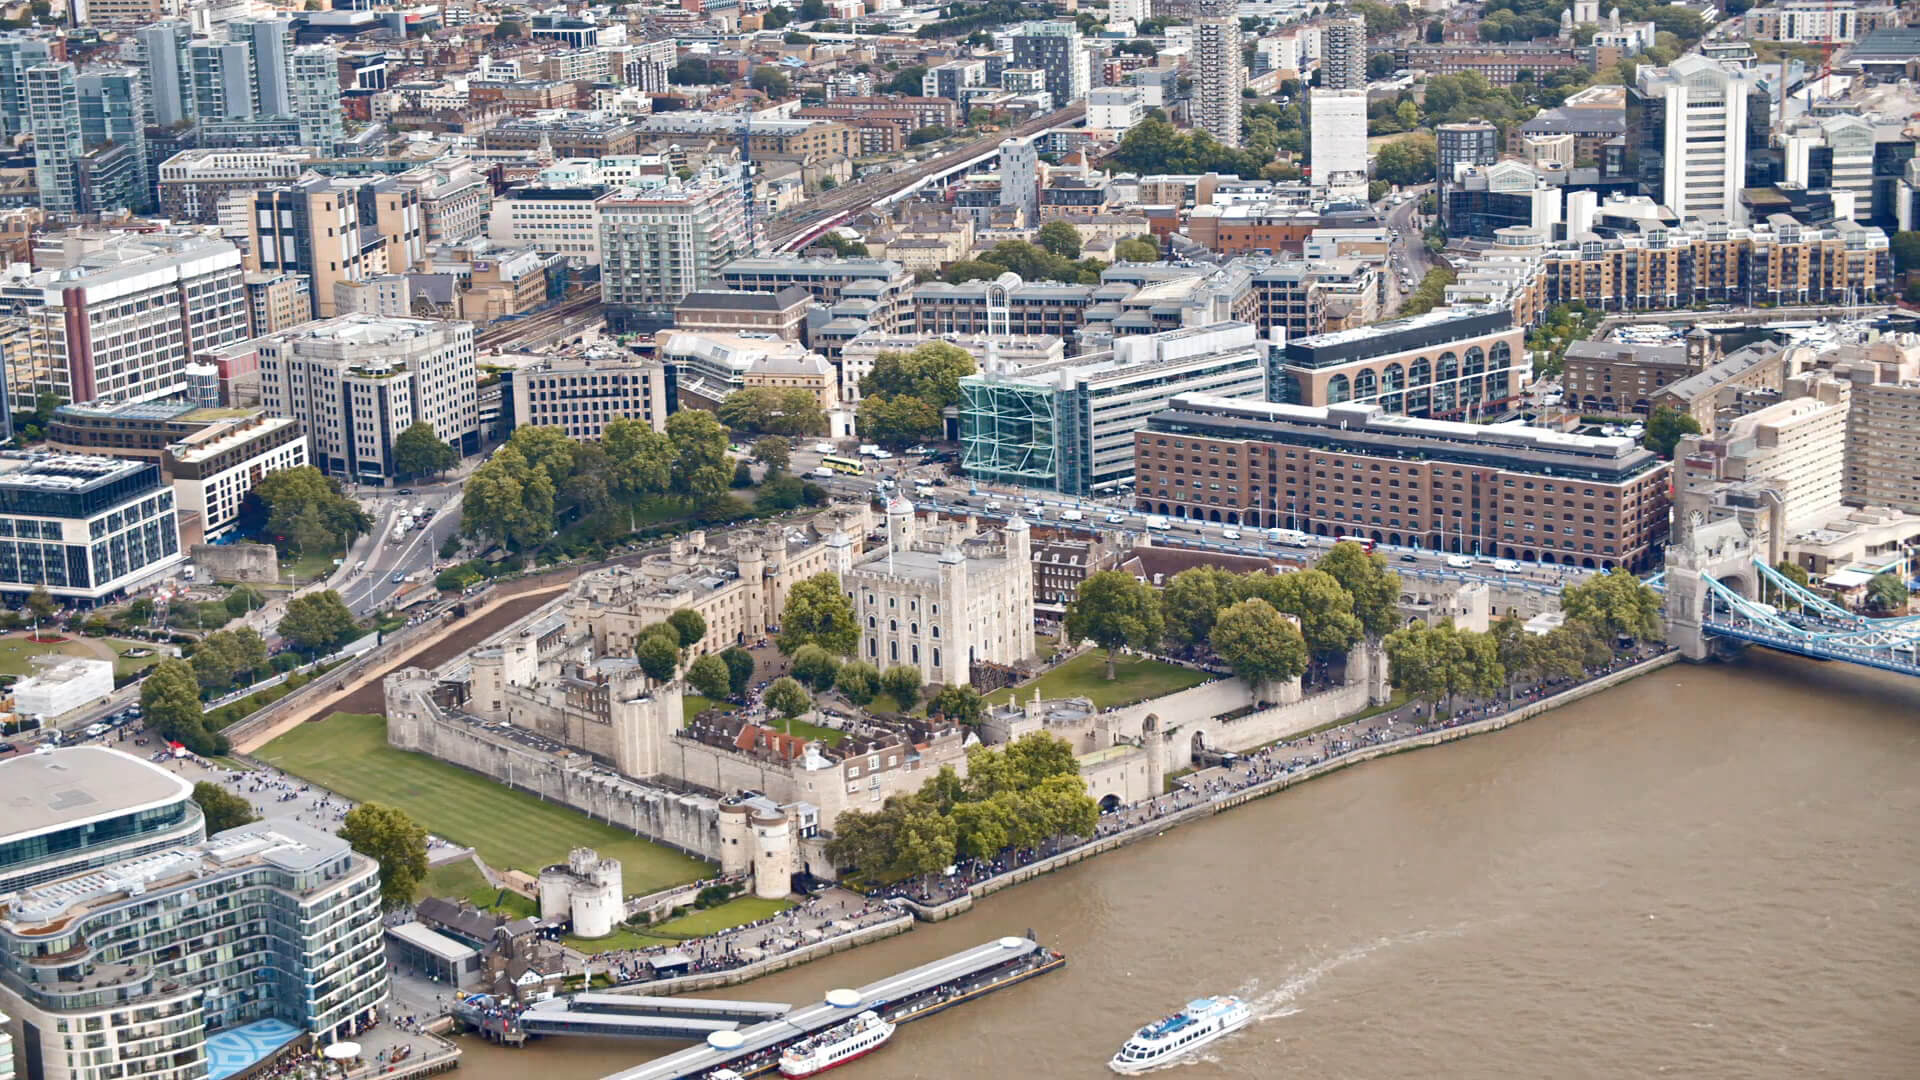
left=453, top=652, right=1920, bottom=1078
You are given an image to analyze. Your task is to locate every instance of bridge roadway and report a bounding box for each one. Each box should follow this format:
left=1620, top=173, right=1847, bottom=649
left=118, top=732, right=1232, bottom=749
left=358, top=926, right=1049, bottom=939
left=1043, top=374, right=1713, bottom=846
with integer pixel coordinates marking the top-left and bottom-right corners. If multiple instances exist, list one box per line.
left=517, top=994, right=790, bottom=1040
left=600, top=937, right=1043, bottom=1080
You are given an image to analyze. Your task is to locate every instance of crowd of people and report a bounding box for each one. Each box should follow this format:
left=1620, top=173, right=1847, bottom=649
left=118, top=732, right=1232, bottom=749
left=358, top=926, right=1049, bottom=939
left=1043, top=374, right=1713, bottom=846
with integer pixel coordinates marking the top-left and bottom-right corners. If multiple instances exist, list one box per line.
left=586, top=892, right=905, bottom=986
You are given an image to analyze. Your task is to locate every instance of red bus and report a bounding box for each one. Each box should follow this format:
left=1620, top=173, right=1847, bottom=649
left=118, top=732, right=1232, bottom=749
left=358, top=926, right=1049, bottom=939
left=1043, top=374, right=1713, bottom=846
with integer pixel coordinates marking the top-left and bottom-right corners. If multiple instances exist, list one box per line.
left=1336, top=535, right=1377, bottom=553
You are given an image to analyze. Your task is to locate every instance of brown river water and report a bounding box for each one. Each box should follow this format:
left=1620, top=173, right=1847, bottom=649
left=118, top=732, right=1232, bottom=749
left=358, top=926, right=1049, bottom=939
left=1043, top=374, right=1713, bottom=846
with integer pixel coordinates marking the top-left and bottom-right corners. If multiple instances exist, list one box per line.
left=450, top=652, right=1920, bottom=1079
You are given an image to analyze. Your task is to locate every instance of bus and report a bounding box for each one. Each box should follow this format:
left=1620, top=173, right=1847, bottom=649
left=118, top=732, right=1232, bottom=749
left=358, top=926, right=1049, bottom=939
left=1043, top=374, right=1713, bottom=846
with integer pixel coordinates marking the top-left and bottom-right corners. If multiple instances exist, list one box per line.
left=820, top=455, right=865, bottom=475
left=1336, top=534, right=1376, bottom=553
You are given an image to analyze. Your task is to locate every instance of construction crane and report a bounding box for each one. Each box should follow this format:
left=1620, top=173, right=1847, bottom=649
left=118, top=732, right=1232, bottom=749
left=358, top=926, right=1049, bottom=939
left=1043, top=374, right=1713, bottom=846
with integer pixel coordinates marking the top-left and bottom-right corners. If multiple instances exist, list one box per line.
left=737, top=115, right=761, bottom=255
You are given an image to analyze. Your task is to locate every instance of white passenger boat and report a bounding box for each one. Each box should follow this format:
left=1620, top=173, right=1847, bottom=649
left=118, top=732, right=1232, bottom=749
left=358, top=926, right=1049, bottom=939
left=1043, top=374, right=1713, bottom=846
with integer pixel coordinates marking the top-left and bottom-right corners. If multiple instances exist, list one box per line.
left=1109, top=995, right=1252, bottom=1073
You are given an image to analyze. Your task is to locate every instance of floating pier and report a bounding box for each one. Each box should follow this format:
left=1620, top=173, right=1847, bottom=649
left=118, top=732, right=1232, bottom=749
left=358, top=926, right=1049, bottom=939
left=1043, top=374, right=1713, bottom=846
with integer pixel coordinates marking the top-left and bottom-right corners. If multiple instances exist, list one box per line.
left=596, top=936, right=1066, bottom=1080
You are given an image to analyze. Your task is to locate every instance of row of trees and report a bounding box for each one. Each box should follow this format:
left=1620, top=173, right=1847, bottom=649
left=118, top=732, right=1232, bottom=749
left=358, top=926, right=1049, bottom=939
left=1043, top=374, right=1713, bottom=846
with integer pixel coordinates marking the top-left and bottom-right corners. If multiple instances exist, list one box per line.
left=940, top=236, right=1110, bottom=287
left=463, top=412, right=731, bottom=550
left=716, top=387, right=828, bottom=437
left=1064, top=542, right=1402, bottom=685
left=246, top=467, right=373, bottom=558
left=824, top=734, right=1097, bottom=881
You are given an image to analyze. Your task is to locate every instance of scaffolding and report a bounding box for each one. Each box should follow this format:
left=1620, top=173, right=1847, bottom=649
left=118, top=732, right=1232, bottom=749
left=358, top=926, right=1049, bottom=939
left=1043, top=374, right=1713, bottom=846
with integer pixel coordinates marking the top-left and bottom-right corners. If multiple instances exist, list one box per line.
left=959, top=379, right=1061, bottom=489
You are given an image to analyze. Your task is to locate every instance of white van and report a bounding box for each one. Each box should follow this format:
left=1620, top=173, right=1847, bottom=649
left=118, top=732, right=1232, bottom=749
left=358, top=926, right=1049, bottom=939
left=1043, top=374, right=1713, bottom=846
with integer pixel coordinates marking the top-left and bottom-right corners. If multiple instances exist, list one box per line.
left=1145, top=515, right=1172, bottom=530
left=1445, top=554, right=1475, bottom=569
left=1061, top=509, right=1084, bottom=521
left=1492, top=559, right=1523, bottom=573
left=858, top=444, right=882, bottom=457
left=812, top=442, right=835, bottom=453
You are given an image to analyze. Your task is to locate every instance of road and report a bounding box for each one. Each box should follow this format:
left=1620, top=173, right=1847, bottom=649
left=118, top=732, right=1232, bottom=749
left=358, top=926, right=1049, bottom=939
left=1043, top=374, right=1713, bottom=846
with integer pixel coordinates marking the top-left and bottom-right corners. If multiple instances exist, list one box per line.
left=333, top=480, right=467, bottom=616
left=1380, top=183, right=1439, bottom=315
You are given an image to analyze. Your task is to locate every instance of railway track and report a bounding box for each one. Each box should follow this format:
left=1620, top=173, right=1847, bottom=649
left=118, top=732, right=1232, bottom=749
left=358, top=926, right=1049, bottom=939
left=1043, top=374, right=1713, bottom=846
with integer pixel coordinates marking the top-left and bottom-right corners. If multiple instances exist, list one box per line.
left=765, top=103, right=1086, bottom=247
left=476, top=290, right=604, bottom=351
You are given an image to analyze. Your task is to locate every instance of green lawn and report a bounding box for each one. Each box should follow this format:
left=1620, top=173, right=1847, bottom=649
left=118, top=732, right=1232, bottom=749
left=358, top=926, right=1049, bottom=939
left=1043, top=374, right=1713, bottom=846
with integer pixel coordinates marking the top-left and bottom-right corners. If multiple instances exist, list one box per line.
left=423, top=860, right=538, bottom=917
left=763, top=715, right=847, bottom=747
left=568, top=896, right=793, bottom=953
left=279, top=548, right=342, bottom=586
left=0, top=634, right=162, bottom=680
left=257, top=712, right=712, bottom=893
left=985, top=651, right=1209, bottom=711
left=683, top=694, right=723, bottom=726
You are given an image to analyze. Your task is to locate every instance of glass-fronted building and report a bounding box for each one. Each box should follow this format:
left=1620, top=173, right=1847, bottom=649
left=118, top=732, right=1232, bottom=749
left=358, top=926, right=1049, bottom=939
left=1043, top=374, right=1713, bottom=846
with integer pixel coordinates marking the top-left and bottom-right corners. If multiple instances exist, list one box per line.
left=0, top=752, right=389, bottom=1080
left=0, top=747, right=202, bottom=895
left=0, top=454, right=182, bottom=603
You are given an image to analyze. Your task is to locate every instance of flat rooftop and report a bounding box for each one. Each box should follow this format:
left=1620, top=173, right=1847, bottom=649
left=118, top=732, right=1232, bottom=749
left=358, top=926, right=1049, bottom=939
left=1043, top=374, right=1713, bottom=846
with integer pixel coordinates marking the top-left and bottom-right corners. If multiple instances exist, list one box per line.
left=0, top=746, right=193, bottom=842
left=0, top=452, right=150, bottom=492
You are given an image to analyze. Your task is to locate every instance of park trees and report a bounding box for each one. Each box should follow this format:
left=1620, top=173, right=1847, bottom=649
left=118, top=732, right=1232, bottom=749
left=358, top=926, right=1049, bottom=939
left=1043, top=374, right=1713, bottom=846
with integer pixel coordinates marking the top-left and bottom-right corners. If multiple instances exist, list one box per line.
left=462, top=445, right=556, bottom=549
left=749, top=65, right=791, bottom=97
left=1315, top=542, right=1401, bottom=639
left=192, top=782, right=257, bottom=834
left=604, top=417, right=675, bottom=498
left=856, top=393, right=943, bottom=445
left=339, top=803, right=429, bottom=910
left=929, top=684, right=984, bottom=726
left=393, top=422, right=458, bottom=480
left=666, top=609, right=708, bottom=652
left=687, top=654, right=732, bottom=700
left=1066, top=570, right=1164, bottom=680
left=879, top=664, right=922, bottom=707
left=278, top=591, right=359, bottom=654
left=191, top=628, right=268, bottom=694
left=1159, top=566, right=1239, bottom=649
left=1115, top=235, right=1160, bottom=263
left=777, top=572, right=859, bottom=656
left=1560, top=569, right=1662, bottom=643
left=751, top=437, right=792, bottom=474
left=721, top=646, right=757, bottom=697
left=717, top=387, right=827, bottom=436
left=833, top=659, right=880, bottom=705
left=1383, top=621, right=1505, bottom=715
left=1247, top=568, right=1366, bottom=657
left=142, top=659, right=225, bottom=755
left=789, top=643, right=841, bottom=691
left=1374, top=134, right=1439, bottom=187
left=765, top=677, right=812, bottom=728
left=635, top=627, right=681, bottom=681
left=1867, top=572, right=1909, bottom=613
left=1208, top=598, right=1309, bottom=692
left=666, top=410, right=731, bottom=502
left=1035, top=220, right=1082, bottom=259
left=26, top=585, right=55, bottom=625
left=252, top=466, right=372, bottom=553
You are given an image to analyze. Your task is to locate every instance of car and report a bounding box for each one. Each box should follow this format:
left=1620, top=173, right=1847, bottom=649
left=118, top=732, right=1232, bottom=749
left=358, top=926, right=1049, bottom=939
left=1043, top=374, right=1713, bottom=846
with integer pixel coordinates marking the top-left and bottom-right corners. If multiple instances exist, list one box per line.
left=1105, top=512, right=1126, bottom=523
left=0, top=742, right=14, bottom=755
left=391, top=572, right=406, bottom=584
left=953, top=497, right=971, bottom=506
left=85, top=723, right=110, bottom=738
left=1399, top=552, right=1419, bottom=562
left=1446, top=555, right=1475, bottom=569
left=397, top=488, right=414, bottom=495
left=1221, top=529, right=1242, bottom=540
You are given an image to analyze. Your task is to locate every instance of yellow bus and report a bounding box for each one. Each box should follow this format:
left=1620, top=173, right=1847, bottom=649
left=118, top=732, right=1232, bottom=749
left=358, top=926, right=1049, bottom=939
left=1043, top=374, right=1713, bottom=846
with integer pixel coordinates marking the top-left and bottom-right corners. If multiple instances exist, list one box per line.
left=820, top=455, right=866, bottom=475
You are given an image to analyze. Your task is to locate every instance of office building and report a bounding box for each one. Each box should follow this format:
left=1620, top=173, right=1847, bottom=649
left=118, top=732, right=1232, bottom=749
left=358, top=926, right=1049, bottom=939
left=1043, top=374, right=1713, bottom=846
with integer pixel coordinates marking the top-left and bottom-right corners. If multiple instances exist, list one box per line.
left=1831, top=354, right=1920, bottom=515
left=1627, top=57, right=1758, bottom=223
left=508, top=352, right=672, bottom=439
left=1437, top=119, right=1500, bottom=184
left=488, top=185, right=615, bottom=264
left=1193, top=2, right=1245, bottom=148
left=0, top=749, right=388, bottom=1080
left=0, top=746, right=202, bottom=894
left=5, top=233, right=248, bottom=404
left=1010, top=22, right=1087, bottom=106
left=156, top=149, right=308, bottom=223
left=166, top=412, right=309, bottom=538
left=0, top=454, right=184, bottom=601
left=1318, top=15, right=1368, bottom=91
left=913, top=276, right=1098, bottom=340
left=959, top=322, right=1278, bottom=496
left=255, top=315, right=478, bottom=483
left=251, top=175, right=422, bottom=316
left=598, top=170, right=754, bottom=333
left=1309, top=89, right=1368, bottom=197
left=1278, top=306, right=1526, bottom=420
left=1135, top=395, right=1671, bottom=569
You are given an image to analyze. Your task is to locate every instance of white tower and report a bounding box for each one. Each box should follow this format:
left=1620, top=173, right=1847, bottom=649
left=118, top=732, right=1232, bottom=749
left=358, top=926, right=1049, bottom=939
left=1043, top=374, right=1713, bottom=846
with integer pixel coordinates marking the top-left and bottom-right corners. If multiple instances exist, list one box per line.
left=750, top=810, right=795, bottom=900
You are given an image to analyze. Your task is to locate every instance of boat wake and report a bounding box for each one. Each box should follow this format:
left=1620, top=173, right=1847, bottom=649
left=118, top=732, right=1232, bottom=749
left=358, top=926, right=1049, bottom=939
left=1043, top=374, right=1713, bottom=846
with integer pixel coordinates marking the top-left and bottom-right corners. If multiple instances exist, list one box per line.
left=1243, top=922, right=1478, bottom=1022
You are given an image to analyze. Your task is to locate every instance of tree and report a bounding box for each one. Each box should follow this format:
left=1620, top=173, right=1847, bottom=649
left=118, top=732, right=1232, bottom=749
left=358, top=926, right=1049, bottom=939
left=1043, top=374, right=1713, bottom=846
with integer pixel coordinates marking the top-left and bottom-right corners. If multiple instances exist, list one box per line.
left=1035, top=220, right=1082, bottom=260
left=666, top=609, right=708, bottom=652
left=1867, top=572, right=1909, bottom=613
left=880, top=664, right=922, bottom=706
left=1159, top=566, right=1237, bottom=648
left=224, top=585, right=265, bottom=618
left=605, top=417, right=675, bottom=498
left=192, top=629, right=266, bottom=694
left=1560, top=569, right=1662, bottom=643
left=669, top=57, right=725, bottom=85
left=278, top=591, right=359, bottom=653
left=1891, top=231, right=1920, bottom=275
left=635, top=628, right=681, bottom=681
left=765, top=676, right=812, bottom=729
left=777, top=572, right=859, bottom=655
left=718, top=387, right=826, bottom=436
left=393, top=422, right=457, bottom=479
left=1375, top=134, right=1439, bottom=187
left=1209, top=598, right=1309, bottom=692
left=667, top=409, right=732, bottom=502
left=1115, top=235, right=1159, bottom=262
left=193, top=782, right=257, bottom=834
left=462, top=446, right=554, bottom=549
left=1426, top=19, right=1444, bottom=42
left=1384, top=622, right=1505, bottom=715
left=929, top=684, right=984, bottom=726
left=764, top=5, right=793, bottom=29
left=860, top=342, right=976, bottom=411
left=339, top=803, right=429, bottom=910
left=790, top=643, right=841, bottom=691
left=1644, top=404, right=1703, bottom=459
left=1315, top=543, right=1400, bottom=639
left=26, top=585, right=55, bottom=624
left=142, top=659, right=223, bottom=755
left=687, top=654, right=732, bottom=700
left=834, top=659, right=880, bottom=705
left=1248, top=568, right=1366, bottom=657
left=751, top=436, right=792, bottom=474
left=1766, top=560, right=1813, bottom=611
left=491, top=20, right=523, bottom=40
left=798, top=0, right=826, bottom=18
left=885, top=64, right=928, bottom=95
left=749, top=65, right=792, bottom=97
left=857, top=394, right=943, bottom=445
left=1065, top=570, right=1164, bottom=679
left=721, top=646, right=757, bottom=697
left=909, top=125, right=951, bottom=145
